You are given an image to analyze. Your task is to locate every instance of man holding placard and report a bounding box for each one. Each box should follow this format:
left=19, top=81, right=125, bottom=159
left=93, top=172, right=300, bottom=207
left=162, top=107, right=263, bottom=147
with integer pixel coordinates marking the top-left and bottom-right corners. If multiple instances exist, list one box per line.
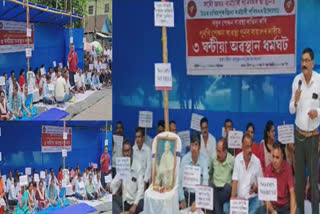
left=42, top=75, right=55, bottom=105
left=256, top=142, right=297, bottom=214
left=112, top=140, right=144, bottom=214
left=231, top=134, right=263, bottom=214
left=179, top=133, right=209, bottom=211
left=210, top=139, right=234, bottom=214
left=200, top=118, right=216, bottom=167
left=289, top=48, right=320, bottom=214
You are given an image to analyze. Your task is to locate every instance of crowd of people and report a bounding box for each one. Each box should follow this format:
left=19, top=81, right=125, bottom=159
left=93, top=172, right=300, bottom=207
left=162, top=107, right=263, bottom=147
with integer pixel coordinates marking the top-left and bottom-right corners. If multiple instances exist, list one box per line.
left=0, top=43, right=112, bottom=121
left=0, top=146, right=111, bottom=214
left=111, top=118, right=320, bottom=214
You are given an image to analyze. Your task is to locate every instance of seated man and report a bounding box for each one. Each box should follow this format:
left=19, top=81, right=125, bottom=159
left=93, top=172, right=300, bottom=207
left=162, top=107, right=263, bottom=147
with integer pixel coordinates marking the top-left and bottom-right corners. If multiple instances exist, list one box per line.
left=42, top=75, right=55, bottom=105
left=91, top=70, right=101, bottom=90
left=75, top=174, right=87, bottom=200
left=231, top=134, right=263, bottom=214
left=75, top=68, right=85, bottom=94
left=8, top=83, right=23, bottom=120
left=94, top=172, right=108, bottom=198
left=86, top=174, right=98, bottom=200
left=54, top=70, right=72, bottom=105
left=112, top=139, right=144, bottom=214
left=84, top=70, right=94, bottom=91
left=257, top=141, right=297, bottom=214
left=210, top=138, right=234, bottom=214
left=8, top=178, right=19, bottom=208
left=179, top=133, right=209, bottom=212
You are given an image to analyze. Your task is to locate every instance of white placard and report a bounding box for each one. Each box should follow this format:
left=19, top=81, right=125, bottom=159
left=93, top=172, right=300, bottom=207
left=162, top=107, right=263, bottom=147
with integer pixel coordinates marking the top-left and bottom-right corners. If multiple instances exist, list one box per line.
left=74, top=74, right=80, bottom=83
left=106, top=194, right=112, bottom=202
left=28, top=85, right=33, bottom=95
left=105, top=175, right=112, bottom=183
left=258, top=177, right=277, bottom=201
left=62, top=179, right=67, bottom=187
left=26, top=28, right=32, bottom=37
left=113, top=135, right=124, bottom=153
left=155, top=63, right=172, bottom=91
left=53, top=61, right=57, bottom=67
left=25, top=167, right=31, bottom=176
left=67, top=62, right=69, bottom=68
left=62, top=149, right=67, bottom=158
left=116, top=157, right=131, bottom=180
left=48, top=84, right=54, bottom=91
left=79, top=181, right=85, bottom=189
left=33, top=89, right=39, bottom=101
left=230, top=199, right=249, bottom=214
left=19, top=175, right=28, bottom=186
left=83, top=37, right=86, bottom=43
left=183, top=165, right=201, bottom=189
left=0, top=77, right=5, bottom=86
left=105, top=139, right=108, bottom=146
left=40, top=68, right=45, bottom=75
left=222, top=127, right=226, bottom=138
left=34, top=174, right=39, bottom=182
left=89, top=64, right=94, bottom=70
left=25, top=48, right=32, bottom=58
left=277, top=124, right=294, bottom=144
left=88, top=72, right=92, bottom=79
left=40, top=171, right=45, bottom=179
left=63, top=132, right=67, bottom=140
left=154, top=1, right=174, bottom=27
left=195, top=185, right=213, bottom=210
left=138, top=111, right=153, bottom=128
left=2, top=175, right=6, bottom=181
left=228, top=130, right=243, bottom=149
left=178, top=130, right=191, bottom=146
left=70, top=37, right=73, bottom=44
left=59, top=63, right=63, bottom=68
left=93, top=163, right=98, bottom=169
left=190, top=113, right=204, bottom=132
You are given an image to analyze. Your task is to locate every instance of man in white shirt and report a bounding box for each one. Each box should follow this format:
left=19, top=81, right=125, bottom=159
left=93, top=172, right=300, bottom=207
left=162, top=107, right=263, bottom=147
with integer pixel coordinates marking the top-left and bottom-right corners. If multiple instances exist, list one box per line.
left=8, top=178, right=19, bottom=206
left=75, top=68, right=85, bottom=94
left=200, top=117, right=216, bottom=167
left=94, top=172, right=107, bottom=198
left=289, top=48, right=320, bottom=214
left=112, top=139, right=144, bottom=214
left=42, top=75, right=55, bottom=105
left=132, top=127, right=152, bottom=190
left=230, top=134, right=263, bottom=214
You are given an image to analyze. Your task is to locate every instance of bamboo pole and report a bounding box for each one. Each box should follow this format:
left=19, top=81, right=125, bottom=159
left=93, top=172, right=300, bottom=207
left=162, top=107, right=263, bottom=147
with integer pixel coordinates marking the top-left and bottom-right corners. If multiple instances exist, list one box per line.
left=26, top=0, right=30, bottom=72
left=63, top=120, right=66, bottom=169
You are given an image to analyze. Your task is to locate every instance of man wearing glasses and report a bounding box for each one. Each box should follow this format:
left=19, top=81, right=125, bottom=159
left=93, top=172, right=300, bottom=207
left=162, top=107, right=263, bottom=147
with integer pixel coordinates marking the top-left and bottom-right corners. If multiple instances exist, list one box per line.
left=289, top=48, right=319, bottom=214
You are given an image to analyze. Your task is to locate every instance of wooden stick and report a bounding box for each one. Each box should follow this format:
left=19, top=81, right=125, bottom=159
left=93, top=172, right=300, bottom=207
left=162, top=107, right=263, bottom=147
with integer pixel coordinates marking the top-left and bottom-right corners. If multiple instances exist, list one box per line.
left=63, top=120, right=66, bottom=169
left=26, top=0, right=30, bottom=72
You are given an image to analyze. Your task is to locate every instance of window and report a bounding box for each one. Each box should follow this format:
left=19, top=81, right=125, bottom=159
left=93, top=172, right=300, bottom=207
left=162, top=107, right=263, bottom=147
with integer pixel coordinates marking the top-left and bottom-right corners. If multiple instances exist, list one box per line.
left=88, top=5, right=94, bottom=15
left=104, top=4, right=109, bottom=13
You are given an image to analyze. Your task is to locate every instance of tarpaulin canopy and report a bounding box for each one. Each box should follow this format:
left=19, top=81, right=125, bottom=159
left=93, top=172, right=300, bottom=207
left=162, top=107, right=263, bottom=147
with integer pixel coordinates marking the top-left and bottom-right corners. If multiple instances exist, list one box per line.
left=0, top=0, right=82, bottom=26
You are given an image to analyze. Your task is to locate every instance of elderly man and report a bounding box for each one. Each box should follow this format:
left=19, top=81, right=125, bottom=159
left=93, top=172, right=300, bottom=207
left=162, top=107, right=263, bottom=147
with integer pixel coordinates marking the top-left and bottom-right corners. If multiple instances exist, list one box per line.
left=200, top=117, right=216, bottom=167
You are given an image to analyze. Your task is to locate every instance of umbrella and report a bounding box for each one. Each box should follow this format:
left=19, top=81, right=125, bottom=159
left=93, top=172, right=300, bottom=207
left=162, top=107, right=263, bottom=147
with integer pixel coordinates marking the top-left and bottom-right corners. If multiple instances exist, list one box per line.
left=91, top=41, right=103, bottom=55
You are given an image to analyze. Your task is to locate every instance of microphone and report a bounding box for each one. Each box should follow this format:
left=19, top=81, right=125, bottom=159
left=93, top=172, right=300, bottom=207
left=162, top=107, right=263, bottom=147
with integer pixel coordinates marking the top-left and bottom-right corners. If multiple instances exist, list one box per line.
left=298, top=80, right=302, bottom=90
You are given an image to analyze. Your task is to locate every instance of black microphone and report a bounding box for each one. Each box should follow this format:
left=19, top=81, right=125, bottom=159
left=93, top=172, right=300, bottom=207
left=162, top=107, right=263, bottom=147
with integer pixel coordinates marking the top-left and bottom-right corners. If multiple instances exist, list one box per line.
left=298, top=80, right=302, bottom=90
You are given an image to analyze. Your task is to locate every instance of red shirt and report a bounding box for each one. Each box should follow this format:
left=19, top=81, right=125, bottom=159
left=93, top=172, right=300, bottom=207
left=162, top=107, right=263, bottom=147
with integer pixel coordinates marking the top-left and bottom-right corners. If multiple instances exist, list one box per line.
left=18, top=76, right=25, bottom=92
left=57, top=171, right=63, bottom=181
left=100, top=153, right=111, bottom=174
left=265, top=161, right=294, bottom=208
left=68, top=51, right=78, bottom=72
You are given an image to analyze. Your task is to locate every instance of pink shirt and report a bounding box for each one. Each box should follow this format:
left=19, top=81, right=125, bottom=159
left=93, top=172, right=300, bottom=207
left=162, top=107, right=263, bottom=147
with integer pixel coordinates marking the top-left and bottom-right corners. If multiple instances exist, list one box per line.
left=68, top=51, right=78, bottom=72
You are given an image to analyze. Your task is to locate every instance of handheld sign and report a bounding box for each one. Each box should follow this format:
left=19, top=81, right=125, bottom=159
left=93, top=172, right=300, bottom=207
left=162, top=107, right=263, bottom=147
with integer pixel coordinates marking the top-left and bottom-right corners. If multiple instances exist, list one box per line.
left=19, top=175, right=28, bottom=186
left=277, top=124, right=294, bottom=144
left=154, top=1, right=174, bottom=27
left=113, top=135, right=124, bottom=154
left=48, top=84, right=54, bottom=91
left=27, top=85, right=33, bottom=95
left=195, top=185, right=213, bottom=210
left=25, top=48, right=32, bottom=58
left=74, top=74, right=80, bottom=83
left=34, top=174, right=40, bottom=182
left=25, top=167, right=31, bottom=176
left=63, top=132, right=67, bottom=140
left=62, top=149, right=67, bottom=158
left=59, top=63, right=63, bottom=68
left=93, top=163, right=98, bottom=169
left=138, top=111, right=153, bottom=128
left=105, top=175, right=112, bottom=183
left=258, top=177, right=277, bottom=201
left=53, top=61, right=57, bottom=67
left=40, top=68, right=45, bottom=75
left=26, top=28, right=32, bottom=37
left=89, top=64, right=94, bottom=70
left=228, top=130, right=243, bottom=149
left=79, top=181, right=85, bottom=189
left=230, top=199, right=249, bottom=214
left=105, top=139, right=108, bottom=146
left=116, top=157, right=131, bottom=180
left=70, top=37, right=73, bottom=44
left=0, top=77, right=5, bottom=86
left=178, top=130, right=191, bottom=147
left=40, top=171, right=45, bottom=179
left=62, top=179, right=67, bottom=187
left=2, top=175, right=6, bottom=181
left=190, top=113, right=203, bottom=132
left=183, top=165, right=201, bottom=189
left=155, top=63, right=172, bottom=91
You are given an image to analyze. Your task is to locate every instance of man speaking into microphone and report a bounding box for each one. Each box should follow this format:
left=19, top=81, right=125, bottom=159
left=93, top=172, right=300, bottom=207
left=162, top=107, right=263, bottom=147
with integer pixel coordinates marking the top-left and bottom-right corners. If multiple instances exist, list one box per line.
left=289, top=48, right=320, bottom=214
left=68, top=43, right=78, bottom=87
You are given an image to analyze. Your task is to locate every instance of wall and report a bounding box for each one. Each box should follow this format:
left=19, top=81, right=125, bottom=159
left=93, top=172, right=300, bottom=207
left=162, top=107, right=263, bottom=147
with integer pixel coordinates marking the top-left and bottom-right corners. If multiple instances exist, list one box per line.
left=88, top=0, right=112, bottom=20
left=113, top=0, right=320, bottom=143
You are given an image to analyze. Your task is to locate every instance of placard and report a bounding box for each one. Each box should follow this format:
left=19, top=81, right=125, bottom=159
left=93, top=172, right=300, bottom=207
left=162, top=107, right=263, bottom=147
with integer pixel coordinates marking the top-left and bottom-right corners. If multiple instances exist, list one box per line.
left=195, top=185, right=213, bottom=210
left=70, top=37, right=73, bottom=44
left=40, top=68, right=45, bottom=75
left=116, top=157, right=131, bottom=180
left=277, top=124, right=294, bottom=144
left=230, top=199, right=249, bottom=214
left=34, top=174, right=39, bottom=182
left=41, top=125, right=72, bottom=153
left=93, top=163, right=98, bottom=169
left=155, top=63, right=172, bottom=91
left=19, top=175, right=28, bottom=186
left=190, top=113, right=204, bottom=132
left=105, top=139, right=108, bottom=146
left=83, top=37, right=86, bottom=43
left=258, top=177, right=277, bottom=201
left=154, top=1, right=174, bottom=27
left=25, top=167, right=31, bottom=176
left=59, top=63, right=63, bottom=68
left=63, top=132, right=68, bottom=140
left=40, top=171, right=45, bottom=179
left=74, top=74, right=80, bottom=83
left=62, top=149, right=67, bottom=158
left=183, top=165, right=201, bottom=189
left=105, top=175, right=112, bottom=183
left=62, top=179, right=67, bottom=187
left=26, top=28, right=31, bottom=37
left=53, top=61, right=56, bottom=67
left=25, top=48, right=32, bottom=58
left=228, top=130, right=243, bottom=149
left=113, top=135, right=124, bottom=154
left=138, top=111, right=153, bottom=128
left=79, top=181, right=85, bottom=189
left=2, top=175, right=6, bottom=181
left=48, top=84, right=54, bottom=91
left=0, top=77, right=5, bottom=86
left=178, top=130, right=191, bottom=146
left=89, top=64, right=94, bottom=70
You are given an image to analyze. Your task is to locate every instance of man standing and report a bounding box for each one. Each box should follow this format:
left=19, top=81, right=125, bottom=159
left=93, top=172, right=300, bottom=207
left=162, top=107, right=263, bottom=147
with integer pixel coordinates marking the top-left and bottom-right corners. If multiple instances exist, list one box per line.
left=289, top=48, right=320, bottom=214
left=200, top=117, right=216, bottom=167
left=68, top=44, right=78, bottom=87
left=100, top=146, right=111, bottom=189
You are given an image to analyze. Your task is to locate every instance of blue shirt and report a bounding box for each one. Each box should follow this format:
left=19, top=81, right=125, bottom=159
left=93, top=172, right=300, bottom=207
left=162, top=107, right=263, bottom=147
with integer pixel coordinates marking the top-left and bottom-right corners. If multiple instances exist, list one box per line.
left=84, top=74, right=92, bottom=86
left=42, top=82, right=53, bottom=99
left=178, top=152, right=209, bottom=201
left=92, top=75, right=100, bottom=87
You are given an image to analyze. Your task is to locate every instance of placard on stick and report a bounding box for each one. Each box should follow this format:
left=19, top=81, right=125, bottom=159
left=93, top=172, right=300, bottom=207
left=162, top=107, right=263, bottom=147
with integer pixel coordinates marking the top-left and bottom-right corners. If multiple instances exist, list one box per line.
left=154, top=63, right=172, bottom=91
left=190, top=113, right=204, bottom=132
left=25, top=48, right=32, bottom=58
left=53, top=61, right=56, bottom=67
left=258, top=177, right=277, bottom=201
left=40, top=171, right=45, bottom=179
left=178, top=130, right=191, bottom=147
left=230, top=199, right=249, bottom=214
left=116, top=157, right=131, bottom=180
left=62, top=149, right=67, bottom=158
left=48, top=84, right=54, bottom=91
left=195, top=185, right=213, bottom=210
left=0, top=77, right=5, bottom=86
left=154, top=1, right=174, bottom=27
left=34, top=174, right=39, bottom=182
left=113, top=135, right=124, bottom=154
left=25, top=167, right=31, bottom=176
left=228, top=130, right=243, bottom=149
left=63, top=132, right=68, bottom=140
left=183, top=165, right=201, bottom=189
left=105, top=175, right=112, bottom=183
left=19, top=175, right=28, bottom=186
left=277, top=124, right=294, bottom=144
left=89, top=64, right=94, bottom=70
left=138, top=111, right=153, bottom=128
